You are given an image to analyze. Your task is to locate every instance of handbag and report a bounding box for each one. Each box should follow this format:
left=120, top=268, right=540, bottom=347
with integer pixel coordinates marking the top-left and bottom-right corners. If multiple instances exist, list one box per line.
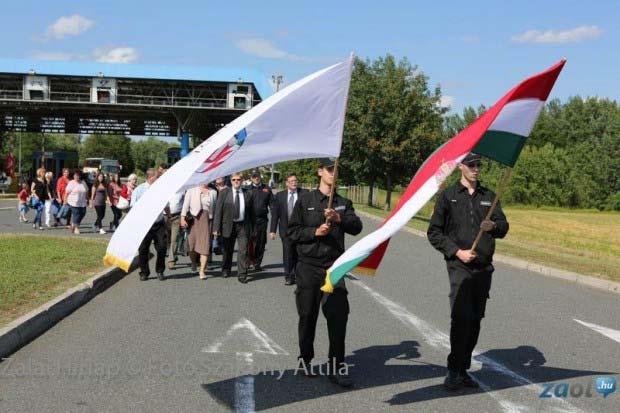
left=56, top=203, right=69, bottom=219
left=185, top=213, right=195, bottom=226
left=50, top=199, right=61, bottom=216
left=117, top=196, right=130, bottom=210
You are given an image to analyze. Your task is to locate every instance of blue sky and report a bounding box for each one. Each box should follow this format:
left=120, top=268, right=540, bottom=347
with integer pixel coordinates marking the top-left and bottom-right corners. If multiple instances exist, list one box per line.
left=1, top=0, right=618, bottom=113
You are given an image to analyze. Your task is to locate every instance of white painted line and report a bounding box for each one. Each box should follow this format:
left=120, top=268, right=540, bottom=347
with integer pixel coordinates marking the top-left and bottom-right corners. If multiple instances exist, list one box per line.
left=203, top=318, right=289, bottom=355
left=0, top=207, right=14, bottom=210
left=234, top=374, right=255, bottom=413
left=574, top=319, right=620, bottom=344
left=235, top=352, right=255, bottom=413
left=353, top=280, right=585, bottom=413
left=203, top=319, right=287, bottom=413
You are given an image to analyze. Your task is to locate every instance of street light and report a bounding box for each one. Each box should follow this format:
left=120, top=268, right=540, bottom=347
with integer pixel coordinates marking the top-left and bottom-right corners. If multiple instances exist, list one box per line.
left=270, top=75, right=283, bottom=187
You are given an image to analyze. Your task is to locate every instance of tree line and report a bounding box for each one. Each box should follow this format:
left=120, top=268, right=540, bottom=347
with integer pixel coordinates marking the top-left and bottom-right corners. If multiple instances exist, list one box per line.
left=5, top=134, right=176, bottom=178
left=281, top=56, right=620, bottom=211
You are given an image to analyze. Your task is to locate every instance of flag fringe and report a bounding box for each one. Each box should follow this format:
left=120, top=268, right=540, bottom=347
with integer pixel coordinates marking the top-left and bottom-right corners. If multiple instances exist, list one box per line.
left=353, top=266, right=377, bottom=276
left=320, top=272, right=335, bottom=294
left=103, top=253, right=131, bottom=272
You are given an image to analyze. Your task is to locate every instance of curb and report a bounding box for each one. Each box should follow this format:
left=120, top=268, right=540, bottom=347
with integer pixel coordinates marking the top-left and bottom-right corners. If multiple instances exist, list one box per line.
left=0, top=259, right=137, bottom=359
left=355, top=210, right=620, bottom=295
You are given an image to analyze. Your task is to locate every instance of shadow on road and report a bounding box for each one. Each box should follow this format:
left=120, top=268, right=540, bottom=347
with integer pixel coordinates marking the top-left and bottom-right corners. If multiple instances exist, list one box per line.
left=202, top=343, right=613, bottom=410
left=202, top=340, right=444, bottom=410
left=387, top=345, right=614, bottom=406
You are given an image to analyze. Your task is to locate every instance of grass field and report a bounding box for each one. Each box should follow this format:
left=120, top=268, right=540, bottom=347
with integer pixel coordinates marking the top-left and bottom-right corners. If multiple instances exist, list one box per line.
left=0, top=234, right=108, bottom=327
left=353, top=203, right=620, bottom=282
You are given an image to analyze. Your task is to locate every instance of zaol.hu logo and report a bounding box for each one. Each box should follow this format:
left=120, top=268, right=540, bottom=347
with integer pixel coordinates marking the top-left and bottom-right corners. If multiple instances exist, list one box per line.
left=539, top=376, right=616, bottom=399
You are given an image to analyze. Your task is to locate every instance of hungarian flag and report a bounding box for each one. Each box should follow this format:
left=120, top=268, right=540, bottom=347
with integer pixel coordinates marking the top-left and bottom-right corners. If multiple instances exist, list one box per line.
left=321, top=59, right=565, bottom=293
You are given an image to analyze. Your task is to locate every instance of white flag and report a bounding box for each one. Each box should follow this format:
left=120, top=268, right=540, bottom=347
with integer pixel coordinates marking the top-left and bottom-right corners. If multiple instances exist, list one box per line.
left=104, top=56, right=354, bottom=271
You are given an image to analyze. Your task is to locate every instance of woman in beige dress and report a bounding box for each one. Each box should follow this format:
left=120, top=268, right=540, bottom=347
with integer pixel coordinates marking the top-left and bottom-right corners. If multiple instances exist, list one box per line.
left=181, top=184, right=217, bottom=279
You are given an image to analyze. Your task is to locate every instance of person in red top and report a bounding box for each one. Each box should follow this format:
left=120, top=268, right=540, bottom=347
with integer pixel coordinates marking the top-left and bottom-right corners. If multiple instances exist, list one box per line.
left=18, top=182, right=30, bottom=223
left=107, top=173, right=122, bottom=230
left=55, top=168, right=71, bottom=226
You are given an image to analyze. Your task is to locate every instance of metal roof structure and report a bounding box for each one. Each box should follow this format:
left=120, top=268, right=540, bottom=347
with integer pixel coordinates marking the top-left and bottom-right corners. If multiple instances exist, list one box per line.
left=0, top=58, right=269, bottom=139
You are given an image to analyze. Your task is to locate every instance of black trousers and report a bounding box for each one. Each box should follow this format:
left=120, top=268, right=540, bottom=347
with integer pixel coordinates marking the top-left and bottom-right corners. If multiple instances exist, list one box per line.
left=282, top=236, right=298, bottom=280
left=94, top=205, right=106, bottom=229
left=252, top=220, right=268, bottom=266
left=446, top=261, right=493, bottom=371
left=296, top=262, right=349, bottom=367
left=138, top=220, right=167, bottom=276
left=222, top=221, right=249, bottom=275
left=110, top=205, right=122, bottom=228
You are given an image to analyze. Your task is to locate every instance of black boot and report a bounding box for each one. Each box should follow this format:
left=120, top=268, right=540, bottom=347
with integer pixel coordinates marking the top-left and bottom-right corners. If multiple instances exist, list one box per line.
left=444, top=369, right=461, bottom=391
left=459, top=370, right=479, bottom=388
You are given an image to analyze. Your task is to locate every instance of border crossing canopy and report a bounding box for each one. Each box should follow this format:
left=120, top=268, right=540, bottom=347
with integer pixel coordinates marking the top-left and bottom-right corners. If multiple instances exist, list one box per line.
left=0, top=58, right=267, bottom=140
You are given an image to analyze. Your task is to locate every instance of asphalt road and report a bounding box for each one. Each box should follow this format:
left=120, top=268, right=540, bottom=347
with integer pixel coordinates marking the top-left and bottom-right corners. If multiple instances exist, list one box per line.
left=1, top=199, right=619, bottom=412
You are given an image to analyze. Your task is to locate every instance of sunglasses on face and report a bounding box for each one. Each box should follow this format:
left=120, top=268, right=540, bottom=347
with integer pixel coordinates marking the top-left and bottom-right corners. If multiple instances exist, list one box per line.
left=464, top=162, right=482, bottom=168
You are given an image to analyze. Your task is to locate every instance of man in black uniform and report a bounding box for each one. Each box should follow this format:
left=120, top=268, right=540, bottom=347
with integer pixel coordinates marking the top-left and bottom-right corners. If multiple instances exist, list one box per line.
left=427, top=152, right=509, bottom=390
left=287, top=158, right=363, bottom=388
left=248, top=170, right=273, bottom=272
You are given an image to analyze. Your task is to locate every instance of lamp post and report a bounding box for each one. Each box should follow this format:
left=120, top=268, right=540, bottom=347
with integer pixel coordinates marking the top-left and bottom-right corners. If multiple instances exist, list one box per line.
left=270, top=75, right=283, bottom=187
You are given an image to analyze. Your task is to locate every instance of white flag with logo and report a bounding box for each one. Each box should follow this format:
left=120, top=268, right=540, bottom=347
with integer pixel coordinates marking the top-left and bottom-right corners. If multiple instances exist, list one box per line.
left=105, top=56, right=354, bottom=271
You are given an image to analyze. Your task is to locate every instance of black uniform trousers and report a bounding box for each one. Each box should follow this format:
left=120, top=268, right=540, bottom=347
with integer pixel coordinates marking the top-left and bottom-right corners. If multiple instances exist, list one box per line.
left=252, top=219, right=268, bottom=266
left=282, top=237, right=298, bottom=280
left=138, top=220, right=167, bottom=276
left=222, top=221, right=249, bottom=275
left=446, top=260, right=493, bottom=372
left=295, top=261, right=349, bottom=367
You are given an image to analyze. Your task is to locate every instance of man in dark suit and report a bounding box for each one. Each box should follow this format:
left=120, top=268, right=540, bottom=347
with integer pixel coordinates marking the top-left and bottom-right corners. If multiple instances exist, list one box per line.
left=270, top=173, right=307, bottom=285
left=248, top=170, right=273, bottom=272
left=213, top=172, right=255, bottom=283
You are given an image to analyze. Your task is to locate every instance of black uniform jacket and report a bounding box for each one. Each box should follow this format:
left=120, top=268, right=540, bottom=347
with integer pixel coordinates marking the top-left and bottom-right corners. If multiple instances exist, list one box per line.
left=249, top=183, right=273, bottom=223
left=287, top=189, right=363, bottom=269
left=427, top=181, right=509, bottom=266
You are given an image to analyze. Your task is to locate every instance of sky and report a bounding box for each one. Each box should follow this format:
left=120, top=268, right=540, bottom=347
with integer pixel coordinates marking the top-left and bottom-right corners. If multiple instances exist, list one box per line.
left=0, top=0, right=618, bottom=115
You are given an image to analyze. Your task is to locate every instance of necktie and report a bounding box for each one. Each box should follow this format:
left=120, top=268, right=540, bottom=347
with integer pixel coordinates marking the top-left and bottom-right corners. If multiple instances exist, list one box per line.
left=287, top=192, right=295, bottom=219
left=234, top=190, right=241, bottom=220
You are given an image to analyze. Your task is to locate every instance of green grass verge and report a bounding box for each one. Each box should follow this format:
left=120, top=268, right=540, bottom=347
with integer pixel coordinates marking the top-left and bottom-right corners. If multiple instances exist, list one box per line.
left=353, top=203, right=620, bottom=283
left=0, top=234, right=108, bottom=327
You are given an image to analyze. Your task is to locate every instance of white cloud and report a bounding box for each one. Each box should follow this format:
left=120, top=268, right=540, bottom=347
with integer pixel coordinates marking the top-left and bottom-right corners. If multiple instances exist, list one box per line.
left=31, top=51, right=77, bottom=61
left=511, top=25, right=603, bottom=44
left=235, top=38, right=308, bottom=61
left=94, top=47, right=138, bottom=63
left=46, top=14, right=94, bottom=40
left=440, top=95, right=455, bottom=108
left=31, top=47, right=138, bottom=64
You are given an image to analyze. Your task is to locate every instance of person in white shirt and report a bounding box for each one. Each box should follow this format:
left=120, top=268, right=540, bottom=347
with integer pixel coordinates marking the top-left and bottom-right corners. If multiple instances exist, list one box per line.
left=166, top=190, right=185, bottom=270
left=132, top=168, right=167, bottom=281
left=181, top=184, right=217, bottom=279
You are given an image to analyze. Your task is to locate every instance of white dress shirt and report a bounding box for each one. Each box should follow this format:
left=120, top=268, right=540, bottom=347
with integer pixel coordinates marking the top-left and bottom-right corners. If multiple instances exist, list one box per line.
left=233, top=187, right=245, bottom=222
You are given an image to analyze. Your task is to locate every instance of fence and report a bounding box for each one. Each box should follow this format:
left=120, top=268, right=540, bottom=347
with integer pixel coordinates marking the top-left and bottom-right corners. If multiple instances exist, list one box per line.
left=298, top=184, right=403, bottom=210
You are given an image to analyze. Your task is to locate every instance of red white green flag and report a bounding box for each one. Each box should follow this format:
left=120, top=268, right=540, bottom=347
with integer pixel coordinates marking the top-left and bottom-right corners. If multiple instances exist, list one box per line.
left=321, top=59, right=566, bottom=293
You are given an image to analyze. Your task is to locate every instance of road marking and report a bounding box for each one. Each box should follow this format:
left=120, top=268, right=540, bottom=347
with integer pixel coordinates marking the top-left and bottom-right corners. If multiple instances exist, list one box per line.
left=0, top=207, right=14, bottom=210
left=234, top=374, right=255, bottom=413
left=203, top=318, right=289, bottom=356
left=203, top=318, right=287, bottom=413
left=574, top=319, right=620, bottom=344
left=352, top=280, right=585, bottom=413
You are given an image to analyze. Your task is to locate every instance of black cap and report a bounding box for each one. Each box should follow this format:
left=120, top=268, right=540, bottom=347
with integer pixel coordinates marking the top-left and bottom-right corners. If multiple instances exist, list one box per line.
left=250, top=169, right=261, bottom=178
left=461, top=153, right=482, bottom=165
left=318, top=157, right=336, bottom=168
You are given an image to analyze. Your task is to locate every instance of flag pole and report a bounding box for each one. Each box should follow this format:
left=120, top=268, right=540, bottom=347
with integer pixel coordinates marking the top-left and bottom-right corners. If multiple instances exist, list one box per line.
left=470, top=167, right=512, bottom=251
left=326, top=157, right=340, bottom=225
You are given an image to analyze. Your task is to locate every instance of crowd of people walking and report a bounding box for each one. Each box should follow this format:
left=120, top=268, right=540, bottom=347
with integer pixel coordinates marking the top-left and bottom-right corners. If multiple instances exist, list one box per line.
left=18, top=163, right=308, bottom=287
left=17, top=167, right=145, bottom=235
